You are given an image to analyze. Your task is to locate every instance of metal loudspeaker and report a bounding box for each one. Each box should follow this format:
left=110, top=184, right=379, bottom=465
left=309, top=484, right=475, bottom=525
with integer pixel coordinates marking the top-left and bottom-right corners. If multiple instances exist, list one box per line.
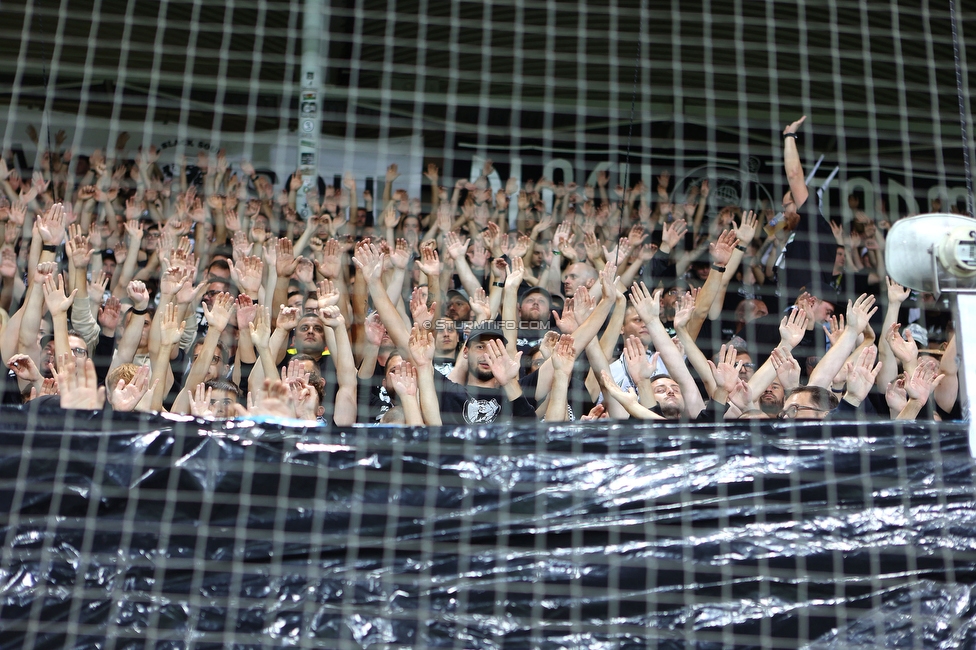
left=886, top=213, right=976, bottom=296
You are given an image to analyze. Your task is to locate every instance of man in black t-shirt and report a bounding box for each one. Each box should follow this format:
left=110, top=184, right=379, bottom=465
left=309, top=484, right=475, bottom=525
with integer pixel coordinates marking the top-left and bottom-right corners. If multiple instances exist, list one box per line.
left=435, top=322, right=537, bottom=425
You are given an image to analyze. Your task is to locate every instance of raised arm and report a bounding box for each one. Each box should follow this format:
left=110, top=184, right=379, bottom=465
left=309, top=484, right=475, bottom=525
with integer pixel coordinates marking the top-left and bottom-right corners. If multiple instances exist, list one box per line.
left=352, top=241, right=411, bottom=354
left=544, top=334, right=576, bottom=422
left=443, top=231, right=484, bottom=298
left=320, top=305, right=358, bottom=426
left=42, top=273, right=77, bottom=363
left=808, top=293, right=878, bottom=388
left=111, top=281, right=151, bottom=371
left=630, top=282, right=706, bottom=418
left=170, top=292, right=234, bottom=414
left=408, top=324, right=442, bottom=426
left=686, top=229, right=739, bottom=340
left=150, top=303, right=185, bottom=411
left=783, top=115, right=809, bottom=207
left=876, top=277, right=911, bottom=391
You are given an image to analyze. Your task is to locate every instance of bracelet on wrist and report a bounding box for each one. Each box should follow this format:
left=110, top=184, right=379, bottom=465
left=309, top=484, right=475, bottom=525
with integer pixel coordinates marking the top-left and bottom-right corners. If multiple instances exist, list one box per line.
left=553, top=250, right=561, bottom=256
left=735, top=244, right=748, bottom=253
left=711, top=263, right=727, bottom=273
left=784, top=132, right=799, bottom=139
left=131, top=306, right=149, bottom=316
left=493, top=281, right=505, bottom=288
left=41, top=244, right=58, bottom=253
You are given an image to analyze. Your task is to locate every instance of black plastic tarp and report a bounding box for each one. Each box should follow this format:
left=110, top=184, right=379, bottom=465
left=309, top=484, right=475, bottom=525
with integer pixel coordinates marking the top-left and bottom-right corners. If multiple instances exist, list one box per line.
left=0, top=404, right=974, bottom=648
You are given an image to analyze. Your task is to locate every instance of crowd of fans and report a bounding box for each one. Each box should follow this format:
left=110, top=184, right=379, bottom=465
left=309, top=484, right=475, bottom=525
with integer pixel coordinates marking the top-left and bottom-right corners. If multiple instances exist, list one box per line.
left=0, top=116, right=960, bottom=424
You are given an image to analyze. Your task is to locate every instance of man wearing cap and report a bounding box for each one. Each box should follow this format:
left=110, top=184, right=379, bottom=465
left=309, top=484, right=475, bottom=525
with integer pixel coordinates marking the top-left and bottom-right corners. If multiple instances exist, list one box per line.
left=436, top=321, right=536, bottom=424
left=444, top=288, right=472, bottom=322
left=515, top=286, right=553, bottom=353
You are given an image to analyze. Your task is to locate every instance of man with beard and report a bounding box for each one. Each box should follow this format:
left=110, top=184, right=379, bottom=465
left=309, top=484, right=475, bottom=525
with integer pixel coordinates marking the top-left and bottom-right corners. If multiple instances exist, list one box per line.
left=435, top=322, right=536, bottom=424
left=758, top=379, right=786, bottom=416
left=444, top=289, right=472, bottom=322
left=515, top=286, right=553, bottom=353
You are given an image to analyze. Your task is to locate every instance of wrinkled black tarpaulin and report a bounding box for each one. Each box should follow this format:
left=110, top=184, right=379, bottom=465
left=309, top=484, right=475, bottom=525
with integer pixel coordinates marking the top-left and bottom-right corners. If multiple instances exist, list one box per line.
left=0, top=406, right=974, bottom=649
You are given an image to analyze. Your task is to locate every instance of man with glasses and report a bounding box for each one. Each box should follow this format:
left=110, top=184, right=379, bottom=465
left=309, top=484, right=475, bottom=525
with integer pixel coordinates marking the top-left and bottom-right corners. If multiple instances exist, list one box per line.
left=777, top=386, right=838, bottom=420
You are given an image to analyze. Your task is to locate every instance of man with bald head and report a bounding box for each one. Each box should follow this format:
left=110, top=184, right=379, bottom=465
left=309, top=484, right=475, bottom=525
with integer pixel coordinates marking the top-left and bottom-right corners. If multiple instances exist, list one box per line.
left=562, top=262, right=598, bottom=299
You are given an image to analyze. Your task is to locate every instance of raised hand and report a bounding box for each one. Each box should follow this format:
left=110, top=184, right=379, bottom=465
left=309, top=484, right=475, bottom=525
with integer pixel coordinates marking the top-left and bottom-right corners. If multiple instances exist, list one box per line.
left=390, top=238, right=411, bottom=270
left=37, top=203, right=66, bottom=246
left=728, top=379, right=757, bottom=413
left=783, top=115, right=807, bottom=135
left=159, top=302, right=186, bottom=347
left=661, top=219, right=687, bottom=250
left=65, top=232, right=92, bottom=269
left=34, top=261, right=57, bottom=287
left=230, top=256, right=265, bottom=295
left=57, top=357, right=105, bottom=410
left=416, top=241, right=441, bottom=277
left=707, top=343, right=741, bottom=395
left=316, top=278, right=340, bottom=309
left=709, top=229, right=739, bottom=266
left=159, top=267, right=190, bottom=297
left=232, top=231, right=253, bottom=261
left=823, top=313, right=847, bottom=347
left=351, top=240, right=384, bottom=283
left=778, top=308, right=809, bottom=349
left=485, top=338, right=521, bottom=385
left=551, top=221, right=572, bottom=253
left=276, top=237, right=299, bottom=276
left=629, top=282, right=661, bottom=325
left=276, top=305, right=301, bottom=332
left=124, top=218, right=144, bottom=243
left=904, top=358, right=943, bottom=405
left=294, top=257, right=315, bottom=285
left=503, top=255, right=524, bottom=290
left=599, top=260, right=618, bottom=297
left=235, top=295, right=257, bottom=331
left=408, top=323, right=435, bottom=367
left=317, top=238, right=343, bottom=279
left=248, top=305, right=273, bottom=350
left=844, top=345, right=883, bottom=404
left=469, top=288, right=491, bottom=322
left=672, top=290, right=697, bottom=331
left=552, top=298, right=579, bottom=334
left=770, top=346, right=801, bottom=390
left=886, top=276, right=911, bottom=304
left=43, top=273, right=76, bottom=316
left=0, top=248, right=18, bottom=278
left=735, top=210, right=759, bottom=244
left=469, top=241, right=490, bottom=268
left=886, top=323, right=919, bottom=368
left=571, top=285, right=596, bottom=324
left=98, top=296, right=122, bottom=331
left=601, top=369, right=640, bottom=408
left=187, top=382, right=215, bottom=418
left=7, top=354, right=42, bottom=384
left=126, top=280, right=150, bottom=311
left=550, top=334, right=577, bottom=377
left=318, top=304, right=345, bottom=329
left=622, top=335, right=654, bottom=381
left=846, top=293, right=879, bottom=333
left=202, top=291, right=235, bottom=332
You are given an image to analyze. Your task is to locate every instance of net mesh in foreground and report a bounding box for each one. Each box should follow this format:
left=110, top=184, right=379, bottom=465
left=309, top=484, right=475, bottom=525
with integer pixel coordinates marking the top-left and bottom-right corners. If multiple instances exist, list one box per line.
left=0, top=0, right=975, bottom=648
left=0, top=410, right=974, bottom=649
